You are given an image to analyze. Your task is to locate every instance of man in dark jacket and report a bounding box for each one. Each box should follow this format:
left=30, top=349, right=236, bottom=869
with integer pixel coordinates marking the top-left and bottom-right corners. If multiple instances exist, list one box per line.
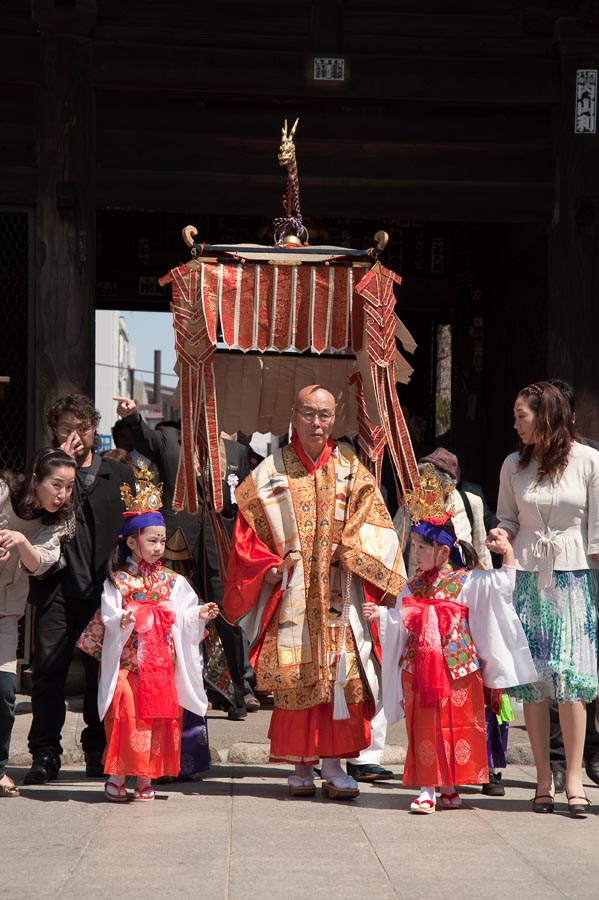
left=114, top=396, right=259, bottom=719
left=24, top=394, right=135, bottom=784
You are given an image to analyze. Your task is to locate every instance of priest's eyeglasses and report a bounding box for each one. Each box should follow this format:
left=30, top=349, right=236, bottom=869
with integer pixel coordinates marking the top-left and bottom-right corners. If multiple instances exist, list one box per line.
left=294, top=407, right=335, bottom=423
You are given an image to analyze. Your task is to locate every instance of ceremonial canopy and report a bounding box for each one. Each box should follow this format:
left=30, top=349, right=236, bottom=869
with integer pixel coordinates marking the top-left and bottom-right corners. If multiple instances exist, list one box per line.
left=159, top=244, right=418, bottom=515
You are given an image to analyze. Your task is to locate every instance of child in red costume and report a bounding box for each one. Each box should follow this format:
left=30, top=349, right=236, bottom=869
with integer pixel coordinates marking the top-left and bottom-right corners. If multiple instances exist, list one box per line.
left=364, top=466, right=536, bottom=814
left=79, top=466, right=218, bottom=802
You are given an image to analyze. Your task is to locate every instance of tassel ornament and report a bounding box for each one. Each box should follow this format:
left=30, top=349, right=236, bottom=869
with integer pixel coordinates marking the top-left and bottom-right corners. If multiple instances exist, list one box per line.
left=333, top=567, right=352, bottom=720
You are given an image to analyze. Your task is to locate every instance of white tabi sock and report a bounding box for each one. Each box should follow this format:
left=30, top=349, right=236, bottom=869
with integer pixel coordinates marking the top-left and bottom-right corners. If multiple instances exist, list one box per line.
left=321, top=758, right=357, bottom=789
left=417, top=786, right=436, bottom=805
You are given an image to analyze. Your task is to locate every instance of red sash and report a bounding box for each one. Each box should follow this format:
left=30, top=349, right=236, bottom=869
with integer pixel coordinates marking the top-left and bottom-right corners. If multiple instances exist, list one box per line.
left=401, top=597, right=464, bottom=707
left=126, top=598, right=179, bottom=718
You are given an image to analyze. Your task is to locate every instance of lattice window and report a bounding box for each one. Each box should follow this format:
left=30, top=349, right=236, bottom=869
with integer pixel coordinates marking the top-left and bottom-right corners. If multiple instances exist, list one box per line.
left=0, top=209, right=30, bottom=472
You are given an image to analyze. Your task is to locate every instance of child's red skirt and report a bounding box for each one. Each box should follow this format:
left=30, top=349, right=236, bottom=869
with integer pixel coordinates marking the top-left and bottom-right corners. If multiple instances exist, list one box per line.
left=103, top=669, right=182, bottom=778
left=402, top=670, right=488, bottom=787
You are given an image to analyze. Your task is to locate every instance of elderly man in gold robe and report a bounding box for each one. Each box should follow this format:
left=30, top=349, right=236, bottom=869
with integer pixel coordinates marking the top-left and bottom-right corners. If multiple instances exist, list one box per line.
left=223, top=385, right=405, bottom=798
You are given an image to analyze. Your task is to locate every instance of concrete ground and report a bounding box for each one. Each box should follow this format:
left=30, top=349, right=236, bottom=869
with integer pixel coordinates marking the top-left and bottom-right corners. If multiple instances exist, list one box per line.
left=5, top=698, right=599, bottom=900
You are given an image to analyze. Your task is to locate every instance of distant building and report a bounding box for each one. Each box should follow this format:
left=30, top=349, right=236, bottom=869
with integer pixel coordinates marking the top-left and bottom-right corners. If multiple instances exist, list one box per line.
left=136, top=380, right=177, bottom=424
left=95, top=310, right=134, bottom=449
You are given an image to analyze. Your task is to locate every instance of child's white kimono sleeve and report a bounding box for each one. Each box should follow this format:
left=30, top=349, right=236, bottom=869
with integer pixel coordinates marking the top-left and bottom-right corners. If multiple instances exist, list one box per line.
left=463, top=566, right=538, bottom=688
left=378, top=588, right=410, bottom=725
left=98, top=578, right=136, bottom=721
left=170, top=576, right=209, bottom=718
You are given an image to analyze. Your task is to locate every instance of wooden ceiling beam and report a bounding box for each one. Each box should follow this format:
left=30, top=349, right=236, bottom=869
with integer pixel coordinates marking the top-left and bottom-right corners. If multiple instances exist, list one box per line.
left=92, top=44, right=558, bottom=105
left=94, top=167, right=552, bottom=221
left=0, top=35, right=558, bottom=106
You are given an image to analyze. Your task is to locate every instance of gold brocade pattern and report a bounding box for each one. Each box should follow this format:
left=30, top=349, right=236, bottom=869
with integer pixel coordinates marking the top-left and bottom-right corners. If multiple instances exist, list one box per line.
left=336, top=462, right=406, bottom=599
left=236, top=471, right=276, bottom=548
left=274, top=444, right=336, bottom=698
left=239, top=443, right=403, bottom=710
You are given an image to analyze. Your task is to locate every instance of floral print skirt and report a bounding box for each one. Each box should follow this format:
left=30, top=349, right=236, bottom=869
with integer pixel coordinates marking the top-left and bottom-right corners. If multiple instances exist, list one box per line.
left=509, top=570, right=598, bottom=704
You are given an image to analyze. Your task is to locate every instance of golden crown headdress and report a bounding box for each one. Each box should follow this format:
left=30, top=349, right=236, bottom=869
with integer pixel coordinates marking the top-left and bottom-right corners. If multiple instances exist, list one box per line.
left=404, top=463, right=455, bottom=525
left=120, top=461, right=163, bottom=512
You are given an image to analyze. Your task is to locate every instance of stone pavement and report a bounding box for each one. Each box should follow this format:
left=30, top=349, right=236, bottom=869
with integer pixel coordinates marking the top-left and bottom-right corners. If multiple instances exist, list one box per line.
left=6, top=699, right=599, bottom=900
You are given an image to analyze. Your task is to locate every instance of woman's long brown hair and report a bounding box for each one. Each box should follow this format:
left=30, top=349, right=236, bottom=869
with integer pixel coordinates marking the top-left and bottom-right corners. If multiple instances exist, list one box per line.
left=516, top=381, right=577, bottom=482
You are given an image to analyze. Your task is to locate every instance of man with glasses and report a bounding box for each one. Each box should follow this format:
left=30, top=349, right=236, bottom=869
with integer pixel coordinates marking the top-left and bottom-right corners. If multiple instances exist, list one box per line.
left=223, top=385, right=405, bottom=799
left=24, top=394, right=135, bottom=784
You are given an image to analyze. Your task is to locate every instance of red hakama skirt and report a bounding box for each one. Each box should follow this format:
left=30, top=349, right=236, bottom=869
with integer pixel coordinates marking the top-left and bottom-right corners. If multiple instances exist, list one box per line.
left=402, top=670, right=488, bottom=787
left=268, top=701, right=372, bottom=765
left=103, top=669, right=183, bottom=778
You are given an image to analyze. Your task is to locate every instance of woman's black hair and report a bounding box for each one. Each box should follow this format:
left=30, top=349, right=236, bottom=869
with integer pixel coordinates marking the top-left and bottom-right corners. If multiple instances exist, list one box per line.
left=2, top=448, right=76, bottom=525
left=106, top=540, right=129, bottom=586
left=415, top=518, right=479, bottom=571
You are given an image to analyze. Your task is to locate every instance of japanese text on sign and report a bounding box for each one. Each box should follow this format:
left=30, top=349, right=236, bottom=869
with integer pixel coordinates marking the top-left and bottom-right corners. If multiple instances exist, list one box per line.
left=313, top=58, right=345, bottom=81
left=575, top=69, right=597, bottom=134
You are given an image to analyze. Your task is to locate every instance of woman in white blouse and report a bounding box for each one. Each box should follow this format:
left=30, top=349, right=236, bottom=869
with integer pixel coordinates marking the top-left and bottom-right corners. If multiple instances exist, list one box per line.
left=0, top=448, right=75, bottom=797
left=489, top=381, right=599, bottom=817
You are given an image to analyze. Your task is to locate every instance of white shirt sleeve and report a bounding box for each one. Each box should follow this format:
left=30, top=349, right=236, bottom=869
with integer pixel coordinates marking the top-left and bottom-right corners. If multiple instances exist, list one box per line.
left=586, top=451, right=599, bottom=557
left=496, top=455, right=520, bottom=540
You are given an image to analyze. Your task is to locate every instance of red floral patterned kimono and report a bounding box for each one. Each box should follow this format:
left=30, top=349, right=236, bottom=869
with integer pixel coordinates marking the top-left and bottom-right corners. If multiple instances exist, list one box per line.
left=79, top=566, right=185, bottom=778
left=399, top=565, right=488, bottom=787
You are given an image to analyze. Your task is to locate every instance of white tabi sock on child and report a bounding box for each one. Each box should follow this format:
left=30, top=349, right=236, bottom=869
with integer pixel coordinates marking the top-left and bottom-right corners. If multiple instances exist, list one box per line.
left=417, top=786, right=436, bottom=805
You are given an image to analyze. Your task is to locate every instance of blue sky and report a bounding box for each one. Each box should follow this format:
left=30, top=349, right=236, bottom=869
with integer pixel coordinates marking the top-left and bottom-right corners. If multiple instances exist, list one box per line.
left=122, top=310, right=178, bottom=388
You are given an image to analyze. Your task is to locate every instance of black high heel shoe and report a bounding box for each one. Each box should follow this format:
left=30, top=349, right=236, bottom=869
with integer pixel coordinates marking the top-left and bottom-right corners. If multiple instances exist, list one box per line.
left=566, top=793, right=591, bottom=817
left=531, top=790, right=554, bottom=814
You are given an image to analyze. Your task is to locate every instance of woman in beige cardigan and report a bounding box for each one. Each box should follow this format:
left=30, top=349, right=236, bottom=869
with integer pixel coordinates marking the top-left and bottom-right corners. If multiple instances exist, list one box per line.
left=489, top=381, right=599, bottom=817
left=0, top=448, right=75, bottom=797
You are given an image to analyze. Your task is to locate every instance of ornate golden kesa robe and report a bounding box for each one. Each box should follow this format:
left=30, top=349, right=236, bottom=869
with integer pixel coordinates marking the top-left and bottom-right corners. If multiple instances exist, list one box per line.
left=224, top=438, right=404, bottom=761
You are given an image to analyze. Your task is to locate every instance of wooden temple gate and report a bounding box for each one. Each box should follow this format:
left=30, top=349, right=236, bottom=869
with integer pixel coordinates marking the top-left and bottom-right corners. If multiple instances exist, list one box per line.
left=0, top=1, right=598, bottom=501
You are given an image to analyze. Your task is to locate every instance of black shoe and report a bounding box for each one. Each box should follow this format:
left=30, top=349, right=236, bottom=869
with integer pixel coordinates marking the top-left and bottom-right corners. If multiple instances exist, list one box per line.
left=346, top=762, right=394, bottom=782
left=244, top=694, right=261, bottom=712
left=551, top=761, right=566, bottom=794
left=23, top=753, right=61, bottom=785
left=84, top=750, right=105, bottom=778
left=227, top=706, right=247, bottom=721
left=531, top=791, right=554, bottom=814
left=482, top=772, right=505, bottom=797
left=566, top=793, right=591, bottom=817
left=585, top=756, right=599, bottom=787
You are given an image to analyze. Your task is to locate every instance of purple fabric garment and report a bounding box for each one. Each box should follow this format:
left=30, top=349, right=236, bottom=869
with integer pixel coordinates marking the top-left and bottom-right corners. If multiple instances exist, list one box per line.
left=179, top=709, right=210, bottom=776
left=485, top=707, right=509, bottom=769
left=119, top=511, right=165, bottom=537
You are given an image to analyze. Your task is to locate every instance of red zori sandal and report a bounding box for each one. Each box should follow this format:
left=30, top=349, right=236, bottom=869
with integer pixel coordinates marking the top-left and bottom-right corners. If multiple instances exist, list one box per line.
left=134, top=781, right=155, bottom=802
left=410, top=797, right=436, bottom=814
left=104, top=780, right=129, bottom=803
left=439, top=791, right=462, bottom=809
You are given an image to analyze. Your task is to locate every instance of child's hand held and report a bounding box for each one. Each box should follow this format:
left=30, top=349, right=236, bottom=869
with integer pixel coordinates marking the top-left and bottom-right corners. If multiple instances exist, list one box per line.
left=120, top=609, right=136, bottom=629
left=362, top=602, right=380, bottom=620
left=199, top=602, right=219, bottom=621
